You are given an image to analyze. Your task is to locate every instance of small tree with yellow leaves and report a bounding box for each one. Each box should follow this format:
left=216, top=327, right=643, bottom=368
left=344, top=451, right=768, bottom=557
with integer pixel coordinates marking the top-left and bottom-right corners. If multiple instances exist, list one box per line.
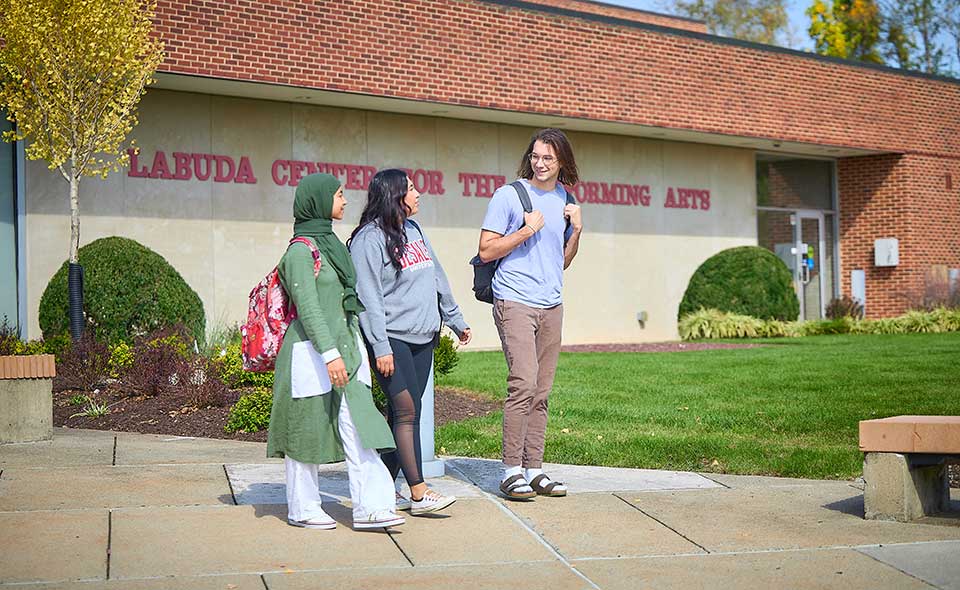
left=0, top=0, right=164, bottom=339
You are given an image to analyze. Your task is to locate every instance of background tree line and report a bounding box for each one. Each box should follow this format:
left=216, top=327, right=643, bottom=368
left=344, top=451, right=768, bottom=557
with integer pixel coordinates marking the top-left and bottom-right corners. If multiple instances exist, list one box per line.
left=662, top=0, right=960, bottom=76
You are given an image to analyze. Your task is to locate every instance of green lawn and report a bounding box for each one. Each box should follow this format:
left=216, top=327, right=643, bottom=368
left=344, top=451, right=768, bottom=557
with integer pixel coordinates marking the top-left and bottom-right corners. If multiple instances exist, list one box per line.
left=435, top=332, right=960, bottom=480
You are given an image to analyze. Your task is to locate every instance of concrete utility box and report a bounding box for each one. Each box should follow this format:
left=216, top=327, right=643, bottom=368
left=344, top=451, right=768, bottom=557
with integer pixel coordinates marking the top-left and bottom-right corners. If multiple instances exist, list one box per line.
left=874, top=238, right=899, bottom=267
left=0, top=355, right=56, bottom=444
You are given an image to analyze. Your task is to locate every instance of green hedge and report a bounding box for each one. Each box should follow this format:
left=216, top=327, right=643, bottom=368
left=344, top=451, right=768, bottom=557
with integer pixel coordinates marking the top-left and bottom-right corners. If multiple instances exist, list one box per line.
left=39, top=237, right=205, bottom=345
left=679, top=246, right=799, bottom=321
left=679, top=307, right=960, bottom=340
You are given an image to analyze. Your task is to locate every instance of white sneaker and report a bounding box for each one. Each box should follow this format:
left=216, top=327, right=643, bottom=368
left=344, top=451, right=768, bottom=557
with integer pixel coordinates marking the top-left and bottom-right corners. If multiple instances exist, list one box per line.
left=411, top=489, right=456, bottom=515
left=353, top=509, right=405, bottom=530
left=287, top=514, right=336, bottom=530
left=395, top=491, right=412, bottom=511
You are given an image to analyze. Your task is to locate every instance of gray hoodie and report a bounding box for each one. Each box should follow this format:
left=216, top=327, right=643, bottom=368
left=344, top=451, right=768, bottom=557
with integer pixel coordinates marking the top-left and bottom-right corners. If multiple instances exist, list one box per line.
left=350, top=220, right=468, bottom=358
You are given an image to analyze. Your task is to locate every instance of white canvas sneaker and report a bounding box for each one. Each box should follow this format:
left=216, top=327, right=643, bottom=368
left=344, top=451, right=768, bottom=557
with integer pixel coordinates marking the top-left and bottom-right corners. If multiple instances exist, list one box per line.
left=353, top=509, right=405, bottom=530
left=287, top=514, right=336, bottom=530
left=395, top=491, right=412, bottom=511
left=411, top=489, right=456, bottom=515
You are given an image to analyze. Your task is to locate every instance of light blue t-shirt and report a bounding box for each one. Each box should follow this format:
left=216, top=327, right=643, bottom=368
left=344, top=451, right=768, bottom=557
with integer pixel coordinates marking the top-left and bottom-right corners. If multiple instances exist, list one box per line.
left=481, top=179, right=571, bottom=308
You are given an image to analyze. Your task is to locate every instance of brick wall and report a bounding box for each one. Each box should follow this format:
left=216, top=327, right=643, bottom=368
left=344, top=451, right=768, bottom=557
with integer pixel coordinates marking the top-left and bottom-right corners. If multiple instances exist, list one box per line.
left=154, top=0, right=960, bottom=157
left=150, top=0, right=960, bottom=319
left=839, top=154, right=960, bottom=317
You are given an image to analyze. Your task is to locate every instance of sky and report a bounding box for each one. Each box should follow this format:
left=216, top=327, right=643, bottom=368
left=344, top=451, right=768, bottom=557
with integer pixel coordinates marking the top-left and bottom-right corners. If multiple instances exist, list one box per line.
left=598, top=0, right=820, bottom=52
left=599, top=0, right=958, bottom=73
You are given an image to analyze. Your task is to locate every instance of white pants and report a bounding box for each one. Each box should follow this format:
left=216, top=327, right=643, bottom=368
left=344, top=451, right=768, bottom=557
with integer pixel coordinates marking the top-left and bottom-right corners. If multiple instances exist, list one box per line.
left=285, top=394, right=395, bottom=521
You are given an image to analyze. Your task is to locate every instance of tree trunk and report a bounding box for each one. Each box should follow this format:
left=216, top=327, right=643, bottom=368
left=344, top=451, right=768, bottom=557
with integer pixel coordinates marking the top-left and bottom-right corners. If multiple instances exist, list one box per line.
left=68, top=172, right=83, bottom=340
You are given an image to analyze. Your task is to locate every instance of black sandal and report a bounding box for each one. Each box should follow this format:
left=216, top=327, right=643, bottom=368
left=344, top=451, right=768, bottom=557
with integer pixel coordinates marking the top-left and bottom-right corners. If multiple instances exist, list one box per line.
left=529, top=474, right=567, bottom=497
left=499, top=473, right=536, bottom=500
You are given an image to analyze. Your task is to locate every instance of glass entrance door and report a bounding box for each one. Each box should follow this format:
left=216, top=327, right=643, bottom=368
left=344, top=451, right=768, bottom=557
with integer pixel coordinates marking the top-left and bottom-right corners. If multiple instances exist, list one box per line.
left=758, top=209, right=827, bottom=321
left=796, top=212, right=825, bottom=320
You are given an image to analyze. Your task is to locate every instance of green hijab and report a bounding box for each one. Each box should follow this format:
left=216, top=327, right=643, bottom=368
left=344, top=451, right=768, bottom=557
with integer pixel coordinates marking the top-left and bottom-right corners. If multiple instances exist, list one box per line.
left=292, top=173, right=363, bottom=314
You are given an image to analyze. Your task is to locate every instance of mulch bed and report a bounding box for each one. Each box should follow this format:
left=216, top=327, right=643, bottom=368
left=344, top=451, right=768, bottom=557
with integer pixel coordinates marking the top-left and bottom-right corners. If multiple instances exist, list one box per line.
left=54, top=385, right=500, bottom=442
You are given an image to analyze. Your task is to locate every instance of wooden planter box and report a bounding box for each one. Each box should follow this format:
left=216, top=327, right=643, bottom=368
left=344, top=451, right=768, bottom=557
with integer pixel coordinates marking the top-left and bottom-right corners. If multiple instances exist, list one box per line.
left=0, top=355, right=56, bottom=444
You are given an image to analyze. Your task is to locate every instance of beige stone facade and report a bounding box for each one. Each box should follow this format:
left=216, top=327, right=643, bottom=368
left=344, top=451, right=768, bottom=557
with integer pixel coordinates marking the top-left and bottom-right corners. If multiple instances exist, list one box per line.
left=24, top=90, right=756, bottom=347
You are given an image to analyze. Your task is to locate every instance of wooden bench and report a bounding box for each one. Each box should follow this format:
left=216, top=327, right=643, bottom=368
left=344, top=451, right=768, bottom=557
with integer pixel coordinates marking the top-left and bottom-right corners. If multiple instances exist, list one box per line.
left=859, top=415, right=960, bottom=522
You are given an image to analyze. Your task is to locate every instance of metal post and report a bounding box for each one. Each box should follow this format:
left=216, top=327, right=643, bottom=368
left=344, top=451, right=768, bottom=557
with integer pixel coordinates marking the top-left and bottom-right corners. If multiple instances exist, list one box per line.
left=419, top=358, right=445, bottom=478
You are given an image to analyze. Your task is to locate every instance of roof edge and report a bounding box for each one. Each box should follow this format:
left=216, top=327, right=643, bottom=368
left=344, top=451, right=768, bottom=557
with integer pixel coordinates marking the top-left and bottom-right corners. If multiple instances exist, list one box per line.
left=480, top=0, right=960, bottom=86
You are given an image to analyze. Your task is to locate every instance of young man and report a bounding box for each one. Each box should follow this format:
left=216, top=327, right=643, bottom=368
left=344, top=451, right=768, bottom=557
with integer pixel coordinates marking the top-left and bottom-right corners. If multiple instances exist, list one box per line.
left=477, top=128, right=583, bottom=499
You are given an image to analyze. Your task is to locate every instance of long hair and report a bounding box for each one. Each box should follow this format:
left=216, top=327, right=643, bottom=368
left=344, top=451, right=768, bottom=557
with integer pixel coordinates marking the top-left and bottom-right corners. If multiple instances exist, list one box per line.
left=516, top=128, right=579, bottom=186
left=348, top=168, right=410, bottom=272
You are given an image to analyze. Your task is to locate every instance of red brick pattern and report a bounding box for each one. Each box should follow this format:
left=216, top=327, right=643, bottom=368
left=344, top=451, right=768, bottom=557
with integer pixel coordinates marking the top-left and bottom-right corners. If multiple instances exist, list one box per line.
left=150, top=0, right=960, bottom=319
left=839, top=154, right=960, bottom=317
left=154, top=0, right=960, bottom=157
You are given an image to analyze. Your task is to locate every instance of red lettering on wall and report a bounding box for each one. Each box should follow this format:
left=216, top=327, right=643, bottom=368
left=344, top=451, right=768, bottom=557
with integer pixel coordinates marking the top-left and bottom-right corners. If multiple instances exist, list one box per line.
left=272, top=159, right=289, bottom=185
left=234, top=156, right=257, bottom=184
left=150, top=151, right=173, bottom=179
left=214, top=155, right=236, bottom=183
left=428, top=171, right=445, bottom=195
left=124, top=150, right=710, bottom=212
left=193, top=153, right=213, bottom=181
left=459, top=172, right=506, bottom=197
left=126, top=149, right=150, bottom=177
left=665, top=187, right=711, bottom=210
left=172, top=152, right=191, bottom=180
left=287, top=161, right=307, bottom=186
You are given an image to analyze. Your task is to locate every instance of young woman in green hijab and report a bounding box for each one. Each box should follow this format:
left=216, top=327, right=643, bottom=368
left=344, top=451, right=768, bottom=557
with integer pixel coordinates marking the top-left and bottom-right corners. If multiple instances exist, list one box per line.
left=267, top=173, right=403, bottom=531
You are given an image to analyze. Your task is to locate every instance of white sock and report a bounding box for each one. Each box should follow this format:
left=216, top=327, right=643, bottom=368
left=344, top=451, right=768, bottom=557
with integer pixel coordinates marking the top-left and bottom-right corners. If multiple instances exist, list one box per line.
left=503, top=465, right=522, bottom=481
left=525, top=468, right=544, bottom=481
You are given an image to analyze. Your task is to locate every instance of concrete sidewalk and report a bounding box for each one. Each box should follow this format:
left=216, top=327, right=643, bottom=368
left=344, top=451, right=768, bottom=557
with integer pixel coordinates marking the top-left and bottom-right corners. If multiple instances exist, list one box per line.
left=1, top=428, right=958, bottom=589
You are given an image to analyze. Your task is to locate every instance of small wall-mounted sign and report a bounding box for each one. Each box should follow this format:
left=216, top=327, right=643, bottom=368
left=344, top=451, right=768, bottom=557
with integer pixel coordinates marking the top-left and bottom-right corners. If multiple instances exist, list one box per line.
left=874, top=238, right=899, bottom=267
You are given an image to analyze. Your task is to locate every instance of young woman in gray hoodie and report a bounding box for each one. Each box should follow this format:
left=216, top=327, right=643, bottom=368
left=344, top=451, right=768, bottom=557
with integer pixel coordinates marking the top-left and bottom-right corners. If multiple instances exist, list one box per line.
left=348, top=168, right=471, bottom=516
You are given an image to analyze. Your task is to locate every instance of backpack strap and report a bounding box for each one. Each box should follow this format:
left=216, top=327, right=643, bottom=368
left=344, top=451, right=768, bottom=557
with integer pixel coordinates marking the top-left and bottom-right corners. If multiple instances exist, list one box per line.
left=510, top=180, right=533, bottom=212
left=288, top=237, right=322, bottom=277
left=561, top=186, right=574, bottom=244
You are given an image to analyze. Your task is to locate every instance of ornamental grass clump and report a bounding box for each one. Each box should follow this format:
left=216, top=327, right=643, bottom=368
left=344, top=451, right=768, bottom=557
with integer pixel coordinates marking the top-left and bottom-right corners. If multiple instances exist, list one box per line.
left=679, top=309, right=763, bottom=340
left=899, top=310, right=942, bottom=333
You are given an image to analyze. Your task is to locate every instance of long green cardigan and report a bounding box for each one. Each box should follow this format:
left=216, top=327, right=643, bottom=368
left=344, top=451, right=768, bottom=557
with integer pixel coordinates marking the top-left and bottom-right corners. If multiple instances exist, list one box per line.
left=266, top=239, right=395, bottom=464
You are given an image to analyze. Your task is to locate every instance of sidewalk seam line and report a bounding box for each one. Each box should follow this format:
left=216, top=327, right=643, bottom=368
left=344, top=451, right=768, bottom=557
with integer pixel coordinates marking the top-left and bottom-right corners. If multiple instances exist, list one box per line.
left=106, top=510, right=112, bottom=580
left=387, top=530, right=415, bottom=567
left=613, top=493, right=712, bottom=554
left=696, top=473, right=731, bottom=489
left=444, top=459, right=601, bottom=588
left=112, top=436, right=117, bottom=465
left=478, top=494, right=602, bottom=589
left=223, top=465, right=238, bottom=505
left=854, top=547, right=941, bottom=589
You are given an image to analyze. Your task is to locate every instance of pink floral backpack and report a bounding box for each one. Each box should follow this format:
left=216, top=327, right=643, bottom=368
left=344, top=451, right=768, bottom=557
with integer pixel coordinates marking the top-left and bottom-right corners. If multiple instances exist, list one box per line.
left=241, top=237, right=322, bottom=372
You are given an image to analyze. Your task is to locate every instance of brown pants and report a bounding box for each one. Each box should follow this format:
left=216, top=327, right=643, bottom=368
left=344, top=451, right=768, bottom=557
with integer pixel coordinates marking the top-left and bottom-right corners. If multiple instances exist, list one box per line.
left=493, top=298, right=563, bottom=469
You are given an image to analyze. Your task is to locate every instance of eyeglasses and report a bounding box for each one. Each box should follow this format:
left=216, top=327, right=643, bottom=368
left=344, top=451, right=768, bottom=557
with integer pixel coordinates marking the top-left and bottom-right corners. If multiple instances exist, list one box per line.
left=528, top=153, right=557, bottom=166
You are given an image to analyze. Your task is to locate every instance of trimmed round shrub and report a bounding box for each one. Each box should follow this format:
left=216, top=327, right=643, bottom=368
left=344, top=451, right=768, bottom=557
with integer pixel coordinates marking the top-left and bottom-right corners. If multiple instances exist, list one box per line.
left=678, top=246, right=799, bottom=321
left=39, top=237, right=205, bottom=345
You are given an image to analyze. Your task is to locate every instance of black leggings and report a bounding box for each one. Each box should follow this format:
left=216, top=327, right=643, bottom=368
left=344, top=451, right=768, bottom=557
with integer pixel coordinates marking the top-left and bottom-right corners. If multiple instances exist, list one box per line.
left=369, top=336, right=436, bottom=488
